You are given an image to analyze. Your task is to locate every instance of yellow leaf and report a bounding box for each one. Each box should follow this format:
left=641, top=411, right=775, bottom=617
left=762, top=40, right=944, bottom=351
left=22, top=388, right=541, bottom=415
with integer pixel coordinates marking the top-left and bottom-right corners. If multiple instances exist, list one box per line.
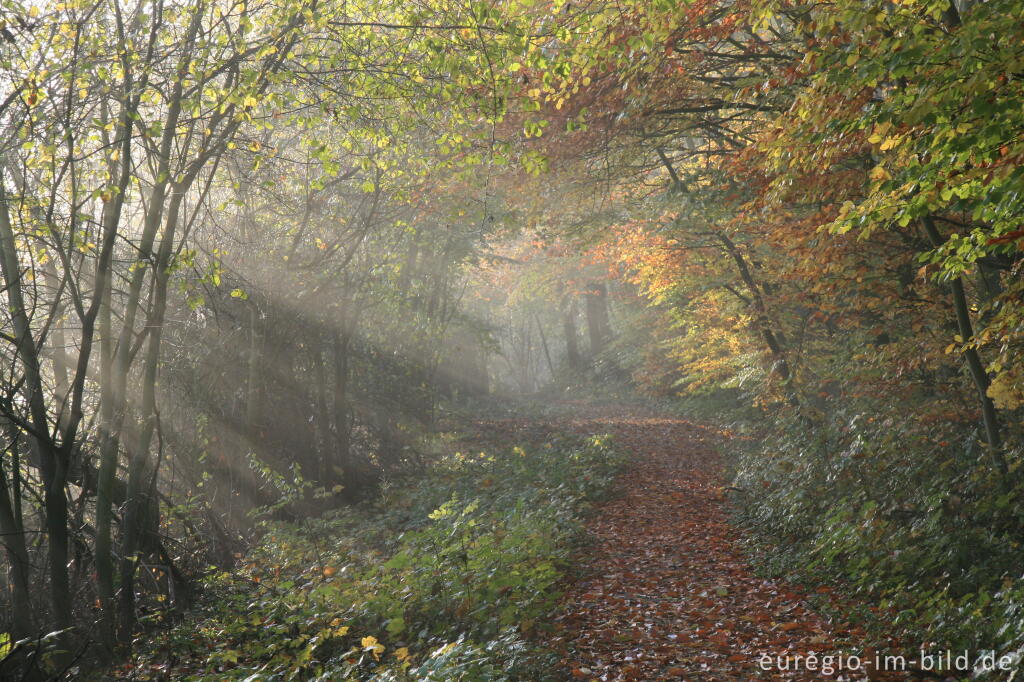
left=869, top=165, right=890, bottom=181
left=879, top=136, right=901, bottom=151
left=361, top=635, right=385, bottom=660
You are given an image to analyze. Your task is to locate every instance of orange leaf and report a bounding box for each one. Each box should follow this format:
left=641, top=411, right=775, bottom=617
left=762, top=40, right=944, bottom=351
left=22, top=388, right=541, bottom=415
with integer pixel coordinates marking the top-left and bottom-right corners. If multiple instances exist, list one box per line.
left=988, top=228, right=1024, bottom=245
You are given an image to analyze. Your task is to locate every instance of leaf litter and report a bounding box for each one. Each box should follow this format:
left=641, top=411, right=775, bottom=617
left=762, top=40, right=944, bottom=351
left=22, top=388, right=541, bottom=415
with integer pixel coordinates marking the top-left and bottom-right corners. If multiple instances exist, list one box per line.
left=478, top=404, right=911, bottom=681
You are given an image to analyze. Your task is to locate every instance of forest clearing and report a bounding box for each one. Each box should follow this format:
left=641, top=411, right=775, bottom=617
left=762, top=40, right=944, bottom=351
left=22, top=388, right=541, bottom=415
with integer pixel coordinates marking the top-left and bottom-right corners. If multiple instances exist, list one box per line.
left=1, top=0, right=1023, bottom=679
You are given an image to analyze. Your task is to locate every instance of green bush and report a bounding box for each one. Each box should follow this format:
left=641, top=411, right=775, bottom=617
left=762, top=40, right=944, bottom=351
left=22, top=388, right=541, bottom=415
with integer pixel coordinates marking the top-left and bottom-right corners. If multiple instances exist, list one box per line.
left=119, top=434, right=625, bottom=681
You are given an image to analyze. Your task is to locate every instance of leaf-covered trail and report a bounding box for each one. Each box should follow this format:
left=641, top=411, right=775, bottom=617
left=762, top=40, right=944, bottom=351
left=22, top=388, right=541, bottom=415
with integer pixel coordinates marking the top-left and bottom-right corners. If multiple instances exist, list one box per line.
left=471, top=404, right=886, bottom=681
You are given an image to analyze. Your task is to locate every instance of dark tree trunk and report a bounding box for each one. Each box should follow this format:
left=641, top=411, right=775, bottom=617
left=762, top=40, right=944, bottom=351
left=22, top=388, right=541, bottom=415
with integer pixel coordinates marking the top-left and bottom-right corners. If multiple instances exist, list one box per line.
left=716, top=232, right=798, bottom=405
left=332, top=327, right=351, bottom=491
left=921, top=216, right=1007, bottom=475
left=563, top=296, right=581, bottom=370
left=0, top=422, right=32, bottom=640
left=0, top=176, right=73, bottom=634
left=535, top=314, right=555, bottom=377
left=585, top=282, right=611, bottom=356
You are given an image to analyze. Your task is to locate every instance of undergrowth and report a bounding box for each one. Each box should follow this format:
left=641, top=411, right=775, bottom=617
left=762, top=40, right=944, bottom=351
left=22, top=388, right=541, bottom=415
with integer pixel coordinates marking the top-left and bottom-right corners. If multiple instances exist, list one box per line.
left=732, top=409, right=1024, bottom=679
left=113, top=434, right=625, bottom=681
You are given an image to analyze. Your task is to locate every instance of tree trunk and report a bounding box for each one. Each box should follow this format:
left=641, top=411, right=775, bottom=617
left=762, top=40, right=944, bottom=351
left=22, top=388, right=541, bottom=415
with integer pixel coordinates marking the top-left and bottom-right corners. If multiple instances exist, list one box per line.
left=0, top=172, right=73, bottom=634
left=655, top=147, right=798, bottom=404
left=563, top=296, right=580, bottom=370
left=585, top=282, right=611, bottom=356
left=246, top=305, right=263, bottom=428
left=0, top=419, right=32, bottom=639
left=118, top=186, right=188, bottom=641
left=921, top=216, right=1007, bottom=475
left=716, top=232, right=798, bottom=405
left=535, top=314, right=555, bottom=377
left=332, top=326, right=351, bottom=491
left=315, top=344, right=333, bottom=484
left=94, top=85, right=137, bottom=654
left=95, top=260, right=118, bottom=650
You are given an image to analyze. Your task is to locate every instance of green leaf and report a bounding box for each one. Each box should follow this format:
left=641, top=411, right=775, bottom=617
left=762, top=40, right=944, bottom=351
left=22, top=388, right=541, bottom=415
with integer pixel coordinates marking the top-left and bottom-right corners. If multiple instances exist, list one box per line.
left=386, top=616, right=406, bottom=635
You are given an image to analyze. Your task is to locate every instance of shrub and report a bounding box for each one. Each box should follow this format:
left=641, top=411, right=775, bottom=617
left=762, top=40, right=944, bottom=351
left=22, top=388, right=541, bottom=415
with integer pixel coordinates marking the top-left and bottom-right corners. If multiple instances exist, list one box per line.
left=734, top=410, right=1024, bottom=677
left=117, top=434, right=625, bottom=680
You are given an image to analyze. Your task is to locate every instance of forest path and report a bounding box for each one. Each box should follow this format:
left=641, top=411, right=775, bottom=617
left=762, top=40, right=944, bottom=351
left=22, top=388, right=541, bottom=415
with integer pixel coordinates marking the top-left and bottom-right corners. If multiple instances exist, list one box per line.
left=468, top=402, right=885, bottom=681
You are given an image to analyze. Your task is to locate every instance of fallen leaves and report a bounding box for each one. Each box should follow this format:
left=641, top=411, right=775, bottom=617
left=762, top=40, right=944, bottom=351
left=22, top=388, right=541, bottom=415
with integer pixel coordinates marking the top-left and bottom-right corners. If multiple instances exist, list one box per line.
left=509, top=404, right=902, bottom=681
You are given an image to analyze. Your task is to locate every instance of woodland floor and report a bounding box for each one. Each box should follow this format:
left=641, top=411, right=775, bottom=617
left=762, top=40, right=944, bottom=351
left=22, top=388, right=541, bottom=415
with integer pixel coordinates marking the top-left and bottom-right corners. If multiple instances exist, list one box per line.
left=463, top=403, right=900, bottom=682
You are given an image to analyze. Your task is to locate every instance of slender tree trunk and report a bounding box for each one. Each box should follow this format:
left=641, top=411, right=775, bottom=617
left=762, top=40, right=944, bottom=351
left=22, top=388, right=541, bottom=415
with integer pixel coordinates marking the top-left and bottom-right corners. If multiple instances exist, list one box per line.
left=246, top=305, right=263, bottom=428
left=0, top=172, right=72, bottom=632
left=563, top=296, right=580, bottom=370
left=398, top=239, right=419, bottom=297
left=93, top=83, right=137, bottom=655
left=41, top=260, right=71, bottom=431
left=535, top=314, right=555, bottom=377
left=315, top=344, right=332, bottom=485
left=471, top=339, right=489, bottom=395
left=584, top=282, right=611, bottom=356
left=95, top=262, right=117, bottom=649
left=921, top=216, right=1007, bottom=475
left=332, top=326, right=351, bottom=490
left=716, top=232, right=798, bottom=405
left=118, top=187, right=188, bottom=641
left=95, top=332, right=116, bottom=609
left=108, top=10, right=204, bottom=635
left=0, top=419, right=32, bottom=639
left=656, top=147, right=798, bottom=403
